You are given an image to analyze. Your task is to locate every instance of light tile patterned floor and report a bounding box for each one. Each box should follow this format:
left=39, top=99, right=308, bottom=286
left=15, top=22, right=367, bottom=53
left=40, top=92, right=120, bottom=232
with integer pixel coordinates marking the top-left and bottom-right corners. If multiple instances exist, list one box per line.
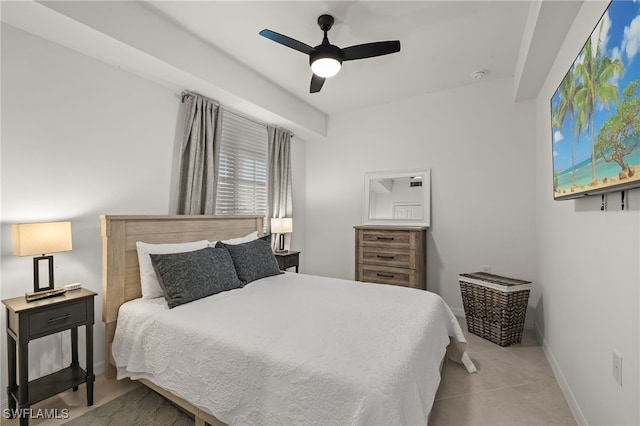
left=429, top=317, right=576, bottom=425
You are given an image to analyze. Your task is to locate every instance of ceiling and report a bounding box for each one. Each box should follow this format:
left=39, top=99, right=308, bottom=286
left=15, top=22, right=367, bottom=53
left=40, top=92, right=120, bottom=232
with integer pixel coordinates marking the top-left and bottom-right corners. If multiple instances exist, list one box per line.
left=2, top=1, right=583, bottom=139
left=143, top=1, right=530, bottom=115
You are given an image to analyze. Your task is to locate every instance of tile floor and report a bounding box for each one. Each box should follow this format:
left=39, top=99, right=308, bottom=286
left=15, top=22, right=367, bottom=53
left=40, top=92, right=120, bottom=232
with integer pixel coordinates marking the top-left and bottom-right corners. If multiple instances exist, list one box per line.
left=429, top=317, right=577, bottom=425
left=2, top=317, right=576, bottom=426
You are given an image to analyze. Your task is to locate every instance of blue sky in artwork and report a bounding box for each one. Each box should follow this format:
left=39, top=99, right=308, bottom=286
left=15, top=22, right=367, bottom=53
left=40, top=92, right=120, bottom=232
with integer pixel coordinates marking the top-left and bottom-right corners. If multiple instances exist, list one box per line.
left=551, top=0, right=640, bottom=172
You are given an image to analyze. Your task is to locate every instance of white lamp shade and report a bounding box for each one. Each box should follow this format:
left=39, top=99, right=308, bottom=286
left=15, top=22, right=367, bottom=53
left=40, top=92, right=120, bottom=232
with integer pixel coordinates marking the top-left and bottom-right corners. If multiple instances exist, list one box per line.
left=271, top=218, right=293, bottom=234
left=12, top=221, right=72, bottom=256
left=311, top=57, right=341, bottom=78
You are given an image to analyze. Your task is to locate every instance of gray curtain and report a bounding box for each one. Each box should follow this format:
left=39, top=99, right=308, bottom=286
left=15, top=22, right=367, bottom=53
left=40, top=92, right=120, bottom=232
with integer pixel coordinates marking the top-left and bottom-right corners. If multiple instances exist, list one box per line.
left=267, top=127, right=293, bottom=250
left=175, top=95, right=222, bottom=215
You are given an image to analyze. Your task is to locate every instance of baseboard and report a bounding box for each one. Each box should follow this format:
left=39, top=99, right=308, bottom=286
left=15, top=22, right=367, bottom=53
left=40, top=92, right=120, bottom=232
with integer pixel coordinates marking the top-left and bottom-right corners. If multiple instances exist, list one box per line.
left=94, top=360, right=105, bottom=376
left=534, top=322, right=587, bottom=426
left=0, top=361, right=106, bottom=412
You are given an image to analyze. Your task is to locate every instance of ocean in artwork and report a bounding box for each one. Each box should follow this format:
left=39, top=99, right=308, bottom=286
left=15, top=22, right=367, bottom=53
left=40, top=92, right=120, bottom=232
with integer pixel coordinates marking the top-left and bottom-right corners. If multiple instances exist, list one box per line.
left=555, top=143, right=640, bottom=191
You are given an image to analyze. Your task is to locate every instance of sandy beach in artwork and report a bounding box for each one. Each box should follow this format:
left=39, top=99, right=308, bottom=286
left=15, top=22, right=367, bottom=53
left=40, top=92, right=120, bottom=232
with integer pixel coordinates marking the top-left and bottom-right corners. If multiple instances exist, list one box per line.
left=554, top=161, right=640, bottom=197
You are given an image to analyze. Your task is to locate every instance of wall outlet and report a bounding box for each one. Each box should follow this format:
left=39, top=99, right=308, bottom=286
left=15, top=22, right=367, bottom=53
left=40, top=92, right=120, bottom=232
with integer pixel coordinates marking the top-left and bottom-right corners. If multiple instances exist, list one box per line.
left=481, top=265, right=491, bottom=273
left=612, top=350, right=622, bottom=386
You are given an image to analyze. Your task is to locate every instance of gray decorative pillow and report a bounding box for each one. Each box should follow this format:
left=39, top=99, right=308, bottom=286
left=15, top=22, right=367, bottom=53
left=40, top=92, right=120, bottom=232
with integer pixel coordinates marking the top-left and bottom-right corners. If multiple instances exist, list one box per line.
left=216, top=236, right=282, bottom=284
left=150, top=247, right=243, bottom=308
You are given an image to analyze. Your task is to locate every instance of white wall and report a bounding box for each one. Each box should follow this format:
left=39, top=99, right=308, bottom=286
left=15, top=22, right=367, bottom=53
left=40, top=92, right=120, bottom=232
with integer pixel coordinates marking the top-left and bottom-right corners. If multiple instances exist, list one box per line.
left=534, top=2, right=639, bottom=424
left=0, top=24, right=308, bottom=409
left=0, top=23, right=180, bottom=399
left=304, top=77, right=538, bottom=318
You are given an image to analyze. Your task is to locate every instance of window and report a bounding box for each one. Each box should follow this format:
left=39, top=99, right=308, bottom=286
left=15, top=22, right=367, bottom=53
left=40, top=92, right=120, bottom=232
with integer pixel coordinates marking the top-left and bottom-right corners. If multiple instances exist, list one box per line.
left=215, top=110, right=268, bottom=226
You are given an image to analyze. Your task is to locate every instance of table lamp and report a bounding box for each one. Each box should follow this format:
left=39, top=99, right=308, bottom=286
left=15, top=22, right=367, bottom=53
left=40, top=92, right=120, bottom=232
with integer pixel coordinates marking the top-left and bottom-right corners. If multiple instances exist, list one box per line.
left=12, top=221, right=72, bottom=293
left=270, top=218, right=292, bottom=253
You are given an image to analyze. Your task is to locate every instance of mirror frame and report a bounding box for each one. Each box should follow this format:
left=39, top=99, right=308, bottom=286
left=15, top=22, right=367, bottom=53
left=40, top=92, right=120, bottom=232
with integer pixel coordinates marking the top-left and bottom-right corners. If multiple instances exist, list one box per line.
left=363, top=168, right=431, bottom=227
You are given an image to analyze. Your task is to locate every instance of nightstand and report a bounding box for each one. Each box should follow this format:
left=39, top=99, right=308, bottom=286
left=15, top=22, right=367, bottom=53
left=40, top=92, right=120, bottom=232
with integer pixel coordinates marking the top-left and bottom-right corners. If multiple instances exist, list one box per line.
left=274, top=251, right=300, bottom=272
left=2, top=288, right=97, bottom=426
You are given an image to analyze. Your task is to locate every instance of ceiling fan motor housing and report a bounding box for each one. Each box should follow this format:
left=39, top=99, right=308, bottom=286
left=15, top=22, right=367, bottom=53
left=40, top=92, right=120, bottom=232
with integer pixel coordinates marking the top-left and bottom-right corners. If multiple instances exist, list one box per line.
left=311, top=14, right=342, bottom=69
left=309, top=44, right=343, bottom=67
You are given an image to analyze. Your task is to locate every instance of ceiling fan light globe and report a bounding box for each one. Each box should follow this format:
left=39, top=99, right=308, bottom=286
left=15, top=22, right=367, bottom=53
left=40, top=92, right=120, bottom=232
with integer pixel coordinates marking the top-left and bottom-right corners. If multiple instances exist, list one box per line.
left=311, top=57, right=341, bottom=78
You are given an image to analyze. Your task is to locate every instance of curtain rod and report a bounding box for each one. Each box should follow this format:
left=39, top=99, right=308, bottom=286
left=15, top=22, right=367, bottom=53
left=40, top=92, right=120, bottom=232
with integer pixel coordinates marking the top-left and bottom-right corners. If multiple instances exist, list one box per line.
left=181, top=90, right=219, bottom=106
left=180, top=90, right=294, bottom=137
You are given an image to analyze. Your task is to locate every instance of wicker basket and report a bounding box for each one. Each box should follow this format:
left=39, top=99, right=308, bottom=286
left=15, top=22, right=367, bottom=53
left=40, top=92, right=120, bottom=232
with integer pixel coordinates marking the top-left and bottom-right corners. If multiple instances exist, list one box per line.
left=459, top=272, right=531, bottom=347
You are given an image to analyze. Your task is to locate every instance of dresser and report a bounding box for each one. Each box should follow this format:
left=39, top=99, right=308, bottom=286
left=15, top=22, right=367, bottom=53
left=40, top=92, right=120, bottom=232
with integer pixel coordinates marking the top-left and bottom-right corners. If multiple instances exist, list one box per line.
left=354, top=225, right=427, bottom=289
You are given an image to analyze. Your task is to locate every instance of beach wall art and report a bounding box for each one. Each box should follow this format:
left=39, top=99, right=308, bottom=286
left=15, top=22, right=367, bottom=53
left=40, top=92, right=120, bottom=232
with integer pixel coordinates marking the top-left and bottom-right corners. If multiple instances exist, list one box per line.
left=551, top=0, right=640, bottom=200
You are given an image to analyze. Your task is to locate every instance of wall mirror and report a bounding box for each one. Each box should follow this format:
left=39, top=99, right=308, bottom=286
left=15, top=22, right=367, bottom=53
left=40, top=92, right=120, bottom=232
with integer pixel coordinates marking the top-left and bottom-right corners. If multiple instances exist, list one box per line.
left=363, top=168, right=431, bottom=227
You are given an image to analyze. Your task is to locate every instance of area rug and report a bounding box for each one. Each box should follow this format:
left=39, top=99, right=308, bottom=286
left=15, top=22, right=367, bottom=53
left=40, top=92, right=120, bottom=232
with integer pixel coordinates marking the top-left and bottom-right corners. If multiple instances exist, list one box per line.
left=64, top=386, right=193, bottom=426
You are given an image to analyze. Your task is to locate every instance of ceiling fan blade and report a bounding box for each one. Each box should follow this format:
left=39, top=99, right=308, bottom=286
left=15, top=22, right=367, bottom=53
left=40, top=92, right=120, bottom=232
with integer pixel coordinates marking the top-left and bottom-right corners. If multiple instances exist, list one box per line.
left=310, top=74, right=326, bottom=93
left=342, top=40, right=401, bottom=61
left=259, top=29, right=314, bottom=55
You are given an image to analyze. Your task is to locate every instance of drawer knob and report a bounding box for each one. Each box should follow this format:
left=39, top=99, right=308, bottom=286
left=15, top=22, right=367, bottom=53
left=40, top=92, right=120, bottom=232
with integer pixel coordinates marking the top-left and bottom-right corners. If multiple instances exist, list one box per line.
left=376, top=255, right=395, bottom=260
left=376, top=237, right=395, bottom=241
left=376, top=273, right=394, bottom=278
left=48, top=314, right=72, bottom=323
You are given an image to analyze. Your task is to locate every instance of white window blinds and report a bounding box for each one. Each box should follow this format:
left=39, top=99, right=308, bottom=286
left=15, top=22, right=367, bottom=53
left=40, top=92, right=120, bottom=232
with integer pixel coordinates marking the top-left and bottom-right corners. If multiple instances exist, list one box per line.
left=215, top=110, right=268, bottom=221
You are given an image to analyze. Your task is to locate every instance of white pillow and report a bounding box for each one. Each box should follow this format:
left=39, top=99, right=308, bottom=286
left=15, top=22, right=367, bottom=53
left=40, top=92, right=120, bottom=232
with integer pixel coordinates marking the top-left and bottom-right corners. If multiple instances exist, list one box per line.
left=136, top=240, right=209, bottom=299
left=208, top=231, right=259, bottom=247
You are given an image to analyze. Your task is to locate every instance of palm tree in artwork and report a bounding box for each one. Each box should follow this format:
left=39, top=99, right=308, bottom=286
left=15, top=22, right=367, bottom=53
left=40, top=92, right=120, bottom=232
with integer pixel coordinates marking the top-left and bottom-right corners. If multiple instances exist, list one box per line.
left=573, top=91, right=588, bottom=182
left=553, top=67, right=581, bottom=188
left=574, top=27, right=623, bottom=186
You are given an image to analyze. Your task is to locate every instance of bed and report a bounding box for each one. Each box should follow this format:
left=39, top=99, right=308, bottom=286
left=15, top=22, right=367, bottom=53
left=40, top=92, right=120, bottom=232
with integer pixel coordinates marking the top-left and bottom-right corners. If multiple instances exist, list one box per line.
left=101, top=215, right=475, bottom=426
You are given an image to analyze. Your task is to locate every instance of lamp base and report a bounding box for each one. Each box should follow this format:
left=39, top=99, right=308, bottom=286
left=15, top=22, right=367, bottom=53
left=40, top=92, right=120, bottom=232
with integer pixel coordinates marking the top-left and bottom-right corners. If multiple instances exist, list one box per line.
left=33, top=255, right=55, bottom=293
left=278, top=234, right=286, bottom=252
left=274, top=249, right=289, bottom=254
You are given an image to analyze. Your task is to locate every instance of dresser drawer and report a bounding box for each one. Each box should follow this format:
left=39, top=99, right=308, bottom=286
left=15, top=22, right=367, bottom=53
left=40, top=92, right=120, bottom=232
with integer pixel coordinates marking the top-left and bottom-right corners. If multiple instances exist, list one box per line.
left=358, top=229, right=413, bottom=249
left=358, top=265, right=415, bottom=288
left=30, top=300, right=87, bottom=337
left=359, top=247, right=414, bottom=269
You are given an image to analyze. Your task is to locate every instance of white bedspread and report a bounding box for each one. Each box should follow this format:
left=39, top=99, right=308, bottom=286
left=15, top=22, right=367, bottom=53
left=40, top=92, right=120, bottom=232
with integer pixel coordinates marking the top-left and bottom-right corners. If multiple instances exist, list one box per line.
left=112, top=273, right=473, bottom=425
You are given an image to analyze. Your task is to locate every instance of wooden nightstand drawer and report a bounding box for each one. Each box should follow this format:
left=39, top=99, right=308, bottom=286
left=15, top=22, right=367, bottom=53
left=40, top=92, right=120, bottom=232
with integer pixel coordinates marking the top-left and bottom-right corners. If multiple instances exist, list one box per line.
left=279, top=252, right=299, bottom=269
left=29, top=300, right=87, bottom=337
left=274, top=251, right=300, bottom=272
left=359, top=248, right=414, bottom=269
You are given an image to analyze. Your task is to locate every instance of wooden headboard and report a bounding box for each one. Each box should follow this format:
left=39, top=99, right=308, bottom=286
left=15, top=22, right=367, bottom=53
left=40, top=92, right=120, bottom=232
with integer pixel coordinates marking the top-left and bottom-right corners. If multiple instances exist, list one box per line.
left=100, top=215, right=263, bottom=378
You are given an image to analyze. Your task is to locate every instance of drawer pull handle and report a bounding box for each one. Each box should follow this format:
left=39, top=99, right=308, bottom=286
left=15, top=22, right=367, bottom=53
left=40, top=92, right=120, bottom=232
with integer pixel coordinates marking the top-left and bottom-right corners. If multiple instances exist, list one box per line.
left=376, top=237, right=395, bottom=241
left=377, top=255, right=395, bottom=259
left=377, top=273, right=395, bottom=278
left=48, top=314, right=72, bottom=323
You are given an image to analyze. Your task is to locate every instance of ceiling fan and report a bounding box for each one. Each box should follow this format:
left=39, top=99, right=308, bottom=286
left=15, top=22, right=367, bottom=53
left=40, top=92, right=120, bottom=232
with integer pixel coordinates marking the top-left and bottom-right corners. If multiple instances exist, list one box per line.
left=259, top=14, right=401, bottom=93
